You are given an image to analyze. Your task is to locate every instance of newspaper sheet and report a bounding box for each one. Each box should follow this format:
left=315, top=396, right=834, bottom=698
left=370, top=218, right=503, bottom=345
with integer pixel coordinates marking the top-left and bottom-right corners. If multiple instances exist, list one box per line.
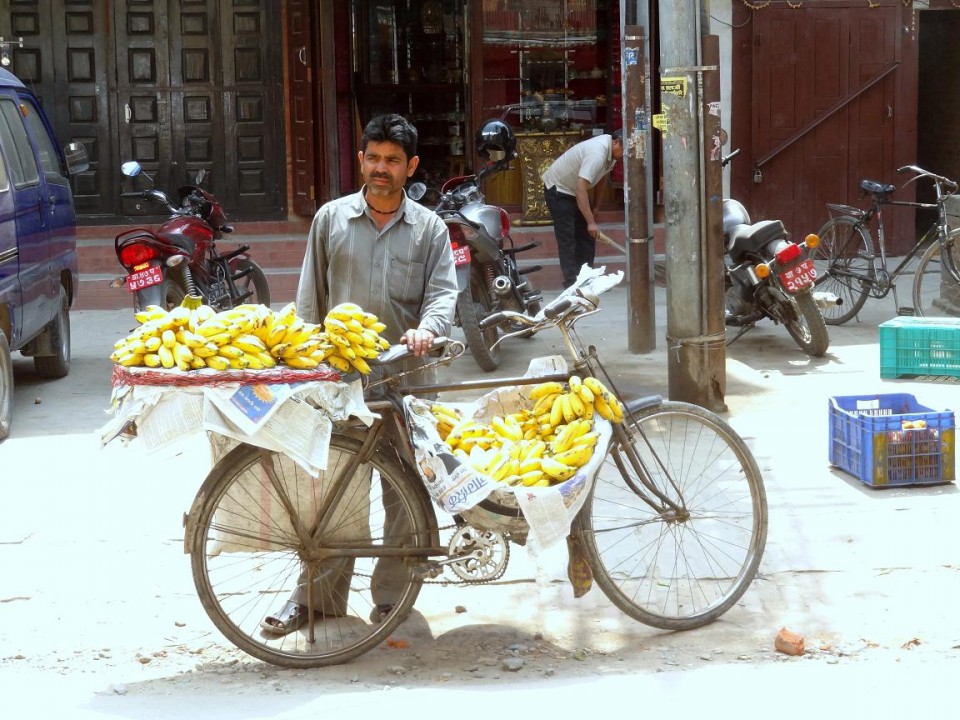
left=100, top=376, right=374, bottom=477
left=403, top=355, right=612, bottom=555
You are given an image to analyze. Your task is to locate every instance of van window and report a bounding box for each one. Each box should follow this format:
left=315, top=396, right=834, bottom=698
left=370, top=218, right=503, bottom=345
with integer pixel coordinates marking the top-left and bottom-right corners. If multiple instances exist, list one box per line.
left=0, top=140, right=9, bottom=192
left=0, top=98, right=41, bottom=188
left=19, top=97, right=65, bottom=181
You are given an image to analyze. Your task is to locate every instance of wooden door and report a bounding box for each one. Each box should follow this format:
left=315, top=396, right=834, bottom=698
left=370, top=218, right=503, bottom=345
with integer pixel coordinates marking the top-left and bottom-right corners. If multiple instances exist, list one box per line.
left=287, top=0, right=318, bottom=216
left=743, top=3, right=912, bottom=245
left=1, top=0, right=113, bottom=218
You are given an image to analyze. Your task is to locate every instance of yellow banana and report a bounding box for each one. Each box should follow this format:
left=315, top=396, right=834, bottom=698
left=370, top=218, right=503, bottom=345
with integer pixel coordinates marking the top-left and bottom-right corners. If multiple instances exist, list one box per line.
left=560, top=393, right=577, bottom=424
left=169, top=306, right=192, bottom=327
left=243, top=353, right=265, bottom=370
left=269, top=342, right=291, bottom=359
left=116, top=352, right=144, bottom=367
left=575, top=383, right=595, bottom=406
left=572, top=431, right=600, bottom=449
left=193, top=342, right=219, bottom=358
left=274, top=301, right=298, bottom=328
left=190, top=357, right=207, bottom=370
left=567, top=391, right=586, bottom=418
left=325, top=354, right=353, bottom=373
left=323, top=317, right=350, bottom=335
left=205, top=355, right=230, bottom=371
left=540, top=456, right=577, bottom=482
left=568, top=375, right=582, bottom=392
left=143, top=353, right=161, bottom=368
left=492, top=416, right=523, bottom=442
left=553, top=444, right=593, bottom=468
left=530, top=381, right=565, bottom=400
left=349, top=356, right=371, bottom=374
left=265, top=323, right=289, bottom=347
left=533, top=392, right=561, bottom=417
left=172, top=342, right=194, bottom=366
left=550, top=394, right=566, bottom=428
left=228, top=356, right=249, bottom=370
left=196, top=320, right=230, bottom=338
left=233, top=334, right=267, bottom=354
left=218, top=344, right=245, bottom=360
left=161, top=329, right=177, bottom=349
left=157, top=345, right=175, bottom=369
left=594, top=393, right=616, bottom=422
left=519, top=470, right=546, bottom=487
left=134, top=305, right=168, bottom=324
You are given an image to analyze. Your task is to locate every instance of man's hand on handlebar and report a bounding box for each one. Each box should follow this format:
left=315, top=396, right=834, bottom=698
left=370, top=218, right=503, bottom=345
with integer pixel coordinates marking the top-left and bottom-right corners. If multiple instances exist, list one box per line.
left=400, top=328, right=437, bottom=357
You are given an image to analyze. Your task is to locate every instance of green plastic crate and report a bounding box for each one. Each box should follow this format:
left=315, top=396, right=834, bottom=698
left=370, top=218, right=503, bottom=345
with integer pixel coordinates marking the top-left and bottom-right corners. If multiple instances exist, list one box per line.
left=879, top=317, right=960, bottom=379
left=829, top=393, right=955, bottom=487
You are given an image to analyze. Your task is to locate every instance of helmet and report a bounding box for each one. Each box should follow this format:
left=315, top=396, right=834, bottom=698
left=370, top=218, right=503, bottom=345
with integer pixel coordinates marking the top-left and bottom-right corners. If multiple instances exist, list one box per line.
left=476, top=120, right=516, bottom=160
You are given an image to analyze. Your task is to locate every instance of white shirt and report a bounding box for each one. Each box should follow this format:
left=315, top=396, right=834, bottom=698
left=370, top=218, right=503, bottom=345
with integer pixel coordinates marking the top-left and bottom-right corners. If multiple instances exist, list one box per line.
left=541, top=134, right=616, bottom=196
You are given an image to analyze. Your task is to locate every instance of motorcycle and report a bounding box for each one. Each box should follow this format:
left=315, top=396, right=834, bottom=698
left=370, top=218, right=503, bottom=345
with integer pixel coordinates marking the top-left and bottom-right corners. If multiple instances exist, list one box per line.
left=110, top=161, right=270, bottom=313
left=410, top=120, right=543, bottom=371
left=722, top=150, right=830, bottom=356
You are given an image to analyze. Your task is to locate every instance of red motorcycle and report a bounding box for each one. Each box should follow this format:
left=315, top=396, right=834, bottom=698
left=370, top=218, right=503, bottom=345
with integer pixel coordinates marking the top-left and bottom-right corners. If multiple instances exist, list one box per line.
left=111, top=161, right=270, bottom=312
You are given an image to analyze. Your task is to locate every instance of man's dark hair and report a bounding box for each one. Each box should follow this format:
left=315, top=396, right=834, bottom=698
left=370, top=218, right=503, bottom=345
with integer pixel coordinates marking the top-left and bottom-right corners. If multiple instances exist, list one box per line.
left=611, top=128, right=623, bottom=142
left=362, top=114, right=418, bottom=159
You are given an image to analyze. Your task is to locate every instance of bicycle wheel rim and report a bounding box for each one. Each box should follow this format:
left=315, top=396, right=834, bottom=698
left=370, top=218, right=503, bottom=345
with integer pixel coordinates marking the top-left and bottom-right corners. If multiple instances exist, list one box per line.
left=189, top=439, right=431, bottom=668
left=576, top=401, right=767, bottom=630
left=812, top=216, right=872, bottom=325
left=913, top=231, right=960, bottom=318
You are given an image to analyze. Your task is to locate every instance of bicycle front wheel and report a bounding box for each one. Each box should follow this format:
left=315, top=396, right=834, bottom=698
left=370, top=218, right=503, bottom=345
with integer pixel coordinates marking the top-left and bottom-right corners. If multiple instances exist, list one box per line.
left=812, top=215, right=874, bottom=325
left=913, top=228, right=960, bottom=318
left=574, top=401, right=767, bottom=631
left=188, top=437, right=434, bottom=668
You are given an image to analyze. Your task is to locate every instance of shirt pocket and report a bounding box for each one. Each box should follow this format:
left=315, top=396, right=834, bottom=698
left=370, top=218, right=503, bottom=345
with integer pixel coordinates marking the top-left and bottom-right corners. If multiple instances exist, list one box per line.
left=387, top=257, right=425, bottom=305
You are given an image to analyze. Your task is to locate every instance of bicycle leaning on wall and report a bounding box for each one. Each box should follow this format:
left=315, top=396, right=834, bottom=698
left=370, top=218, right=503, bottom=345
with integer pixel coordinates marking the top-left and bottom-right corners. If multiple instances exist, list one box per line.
left=812, top=165, right=960, bottom=324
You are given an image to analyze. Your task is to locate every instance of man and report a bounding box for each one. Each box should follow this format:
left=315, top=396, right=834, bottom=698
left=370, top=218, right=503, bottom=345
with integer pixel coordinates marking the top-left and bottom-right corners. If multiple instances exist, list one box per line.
left=542, top=129, right=624, bottom=288
left=260, top=113, right=458, bottom=635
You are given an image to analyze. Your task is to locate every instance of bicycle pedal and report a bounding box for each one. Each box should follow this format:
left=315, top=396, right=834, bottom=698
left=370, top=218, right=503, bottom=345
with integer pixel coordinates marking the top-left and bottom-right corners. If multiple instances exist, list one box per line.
left=897, top=307, right=916, bottom=316
left=413, top=563, right=444, bottom=580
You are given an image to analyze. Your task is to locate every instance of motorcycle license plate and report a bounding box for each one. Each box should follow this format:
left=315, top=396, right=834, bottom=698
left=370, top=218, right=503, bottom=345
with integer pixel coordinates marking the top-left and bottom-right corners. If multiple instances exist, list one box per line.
left=451, top=244, right=471, bottom=266
left=125, top=265, right=163, bottom=292
left=779, top=258, right=817, bottom=293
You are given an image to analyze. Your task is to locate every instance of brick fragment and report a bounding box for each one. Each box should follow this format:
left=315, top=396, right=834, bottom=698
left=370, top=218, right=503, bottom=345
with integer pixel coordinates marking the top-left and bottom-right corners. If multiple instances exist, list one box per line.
left=775, top=627, right=805, bottom=656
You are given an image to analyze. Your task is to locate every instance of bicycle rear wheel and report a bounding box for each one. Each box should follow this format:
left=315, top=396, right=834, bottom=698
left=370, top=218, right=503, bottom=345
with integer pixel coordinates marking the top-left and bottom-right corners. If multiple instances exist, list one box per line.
left=574, top=401, right=767, bottom=631
left=913, top=229, right=960, bottom=318
left=187, top=437, right=433, bottom=668
left=812, top=215, right=873, bottom=325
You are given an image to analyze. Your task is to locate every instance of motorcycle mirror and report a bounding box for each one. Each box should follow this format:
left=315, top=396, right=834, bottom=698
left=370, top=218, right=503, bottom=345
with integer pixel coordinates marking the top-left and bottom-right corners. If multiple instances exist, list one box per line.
left=121, top=161, right=142, bottom=178
left=407, top=182, right=427, bottom=202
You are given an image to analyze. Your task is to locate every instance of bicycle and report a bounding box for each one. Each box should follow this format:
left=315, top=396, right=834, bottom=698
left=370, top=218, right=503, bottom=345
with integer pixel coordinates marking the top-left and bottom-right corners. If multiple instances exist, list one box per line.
left=812, top=165, right=960, bottom=325
left=182, top=274, right=768, bottom=668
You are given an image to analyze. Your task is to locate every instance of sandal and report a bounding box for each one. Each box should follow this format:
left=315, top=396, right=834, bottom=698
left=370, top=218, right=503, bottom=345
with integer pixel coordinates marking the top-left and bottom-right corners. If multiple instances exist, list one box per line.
left=260, top=601, right=310, bottom=636
left=369, top=604, right=393, bottom=624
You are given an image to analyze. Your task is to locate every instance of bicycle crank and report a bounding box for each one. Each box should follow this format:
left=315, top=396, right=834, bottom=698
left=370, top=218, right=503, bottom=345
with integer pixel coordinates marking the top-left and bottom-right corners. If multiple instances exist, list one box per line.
left=446, top=526, right=510, bottom=582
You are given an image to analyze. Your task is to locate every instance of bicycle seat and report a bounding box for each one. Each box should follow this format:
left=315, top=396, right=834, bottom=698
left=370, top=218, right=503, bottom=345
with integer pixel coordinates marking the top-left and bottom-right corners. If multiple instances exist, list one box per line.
left=860, top=179, right=896, bottom=200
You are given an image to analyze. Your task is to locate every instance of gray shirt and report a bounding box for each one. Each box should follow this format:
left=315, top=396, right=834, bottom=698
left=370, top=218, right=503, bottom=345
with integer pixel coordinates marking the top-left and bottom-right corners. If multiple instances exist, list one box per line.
left=541, top=134, right=616, bottom=196
left=296, top=188, right=458, bottom=390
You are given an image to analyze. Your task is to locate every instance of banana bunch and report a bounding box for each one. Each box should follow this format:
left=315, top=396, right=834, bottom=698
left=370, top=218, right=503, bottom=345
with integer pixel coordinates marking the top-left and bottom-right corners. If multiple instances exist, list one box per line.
left=528, top=375, right=624, bottom=427
left=321, top=302, right=390, bottom=375
left=110, top=298, right=331, bottom=371
left=428, top=400, right=603, bottom=488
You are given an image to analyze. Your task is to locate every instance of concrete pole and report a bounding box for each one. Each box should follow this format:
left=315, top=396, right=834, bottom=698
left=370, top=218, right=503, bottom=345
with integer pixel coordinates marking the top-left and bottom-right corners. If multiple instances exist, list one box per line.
left=659, top=1, right=726, bottom=412
left=623, top=22, right=655, bottom=353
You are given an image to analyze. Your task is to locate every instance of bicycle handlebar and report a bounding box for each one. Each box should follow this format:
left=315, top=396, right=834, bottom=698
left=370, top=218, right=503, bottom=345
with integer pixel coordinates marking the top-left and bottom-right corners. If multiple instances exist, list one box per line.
left=897, top=165, right=959, bottom=192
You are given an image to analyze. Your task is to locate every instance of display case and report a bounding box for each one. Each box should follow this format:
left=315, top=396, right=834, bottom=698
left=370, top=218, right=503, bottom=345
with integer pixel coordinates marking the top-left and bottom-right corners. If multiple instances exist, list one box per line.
left=480, top=0, right=610, bottom=133
left=356, top=0, right=467, bottom=188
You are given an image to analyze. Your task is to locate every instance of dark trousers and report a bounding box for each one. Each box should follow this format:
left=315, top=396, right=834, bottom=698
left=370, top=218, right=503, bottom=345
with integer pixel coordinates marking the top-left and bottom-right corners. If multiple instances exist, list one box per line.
left=544, top=185, right=596, bottom=288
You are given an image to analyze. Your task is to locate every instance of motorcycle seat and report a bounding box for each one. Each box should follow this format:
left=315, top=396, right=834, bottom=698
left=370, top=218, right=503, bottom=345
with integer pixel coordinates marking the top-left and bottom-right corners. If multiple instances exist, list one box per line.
left=860, top=179, right=896, bottom=200
left=727, top=219, right=787, bottom=257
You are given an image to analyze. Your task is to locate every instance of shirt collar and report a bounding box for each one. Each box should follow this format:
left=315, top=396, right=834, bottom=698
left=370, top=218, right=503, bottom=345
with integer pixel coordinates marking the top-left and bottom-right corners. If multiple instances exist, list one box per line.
left=355, top=186, right=411, bottom=222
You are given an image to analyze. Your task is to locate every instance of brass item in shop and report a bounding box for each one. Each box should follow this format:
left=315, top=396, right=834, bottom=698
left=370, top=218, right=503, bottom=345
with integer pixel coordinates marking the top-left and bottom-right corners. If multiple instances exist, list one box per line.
left=514, top=130, right=582, bottom=225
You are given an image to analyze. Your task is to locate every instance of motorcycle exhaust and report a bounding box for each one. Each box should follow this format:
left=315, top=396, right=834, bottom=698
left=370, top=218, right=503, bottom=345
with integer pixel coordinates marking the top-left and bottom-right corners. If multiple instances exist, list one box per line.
left=492, top=275, right=513, bottom=296
left=812, top=291, right=843, bottom=309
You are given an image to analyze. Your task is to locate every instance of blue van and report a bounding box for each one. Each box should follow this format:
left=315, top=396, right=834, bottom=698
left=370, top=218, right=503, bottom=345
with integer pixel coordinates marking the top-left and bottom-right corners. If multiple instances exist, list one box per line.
left=0, top=67, right=88, bottom=441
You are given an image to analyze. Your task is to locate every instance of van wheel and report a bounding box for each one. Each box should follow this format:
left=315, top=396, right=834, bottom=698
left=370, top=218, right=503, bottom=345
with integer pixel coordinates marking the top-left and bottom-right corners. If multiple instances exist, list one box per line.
left=0, top=331, right=12, bottom=441
left=34, top=287, right=71, bottom=379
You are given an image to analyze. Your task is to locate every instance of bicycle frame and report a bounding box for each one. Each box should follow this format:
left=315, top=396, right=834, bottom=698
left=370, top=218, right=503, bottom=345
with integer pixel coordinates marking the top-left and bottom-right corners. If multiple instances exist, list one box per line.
left=828, top=168, right=960, bottom=295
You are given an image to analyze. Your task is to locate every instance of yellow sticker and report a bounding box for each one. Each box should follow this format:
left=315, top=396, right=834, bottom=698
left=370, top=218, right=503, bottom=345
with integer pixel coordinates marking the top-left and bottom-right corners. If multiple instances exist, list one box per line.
left=661, top=77, right=687, bottom=98
left=652, top=113, right=670, bottom=136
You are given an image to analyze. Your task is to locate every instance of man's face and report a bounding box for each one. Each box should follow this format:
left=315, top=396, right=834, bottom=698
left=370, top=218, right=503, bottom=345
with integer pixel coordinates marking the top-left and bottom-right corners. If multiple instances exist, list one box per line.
left=358, top=140, right=419, bottom=198
left=612, top=139, right=624, bottom=161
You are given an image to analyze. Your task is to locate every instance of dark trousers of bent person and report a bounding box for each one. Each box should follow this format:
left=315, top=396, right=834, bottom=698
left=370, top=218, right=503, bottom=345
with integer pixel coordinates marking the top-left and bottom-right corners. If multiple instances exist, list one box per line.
left=544, top=185, right=596, bottom=289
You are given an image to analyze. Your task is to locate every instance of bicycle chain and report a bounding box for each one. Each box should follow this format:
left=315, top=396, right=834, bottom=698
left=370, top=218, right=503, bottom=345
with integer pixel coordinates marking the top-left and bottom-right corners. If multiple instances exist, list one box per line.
left=352, top=522, right=512, bottom=586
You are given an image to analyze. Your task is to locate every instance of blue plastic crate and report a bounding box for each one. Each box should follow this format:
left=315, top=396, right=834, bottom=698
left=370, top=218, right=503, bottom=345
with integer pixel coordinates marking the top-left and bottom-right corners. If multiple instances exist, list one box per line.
left=828, top=393, right=955, bottom=487
left=879, top=317, right=960, bottom=379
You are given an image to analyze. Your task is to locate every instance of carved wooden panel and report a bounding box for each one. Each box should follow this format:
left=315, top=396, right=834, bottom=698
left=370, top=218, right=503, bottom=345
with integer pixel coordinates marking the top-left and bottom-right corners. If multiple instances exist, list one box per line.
left=515, top=130, right=581, bottom=225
